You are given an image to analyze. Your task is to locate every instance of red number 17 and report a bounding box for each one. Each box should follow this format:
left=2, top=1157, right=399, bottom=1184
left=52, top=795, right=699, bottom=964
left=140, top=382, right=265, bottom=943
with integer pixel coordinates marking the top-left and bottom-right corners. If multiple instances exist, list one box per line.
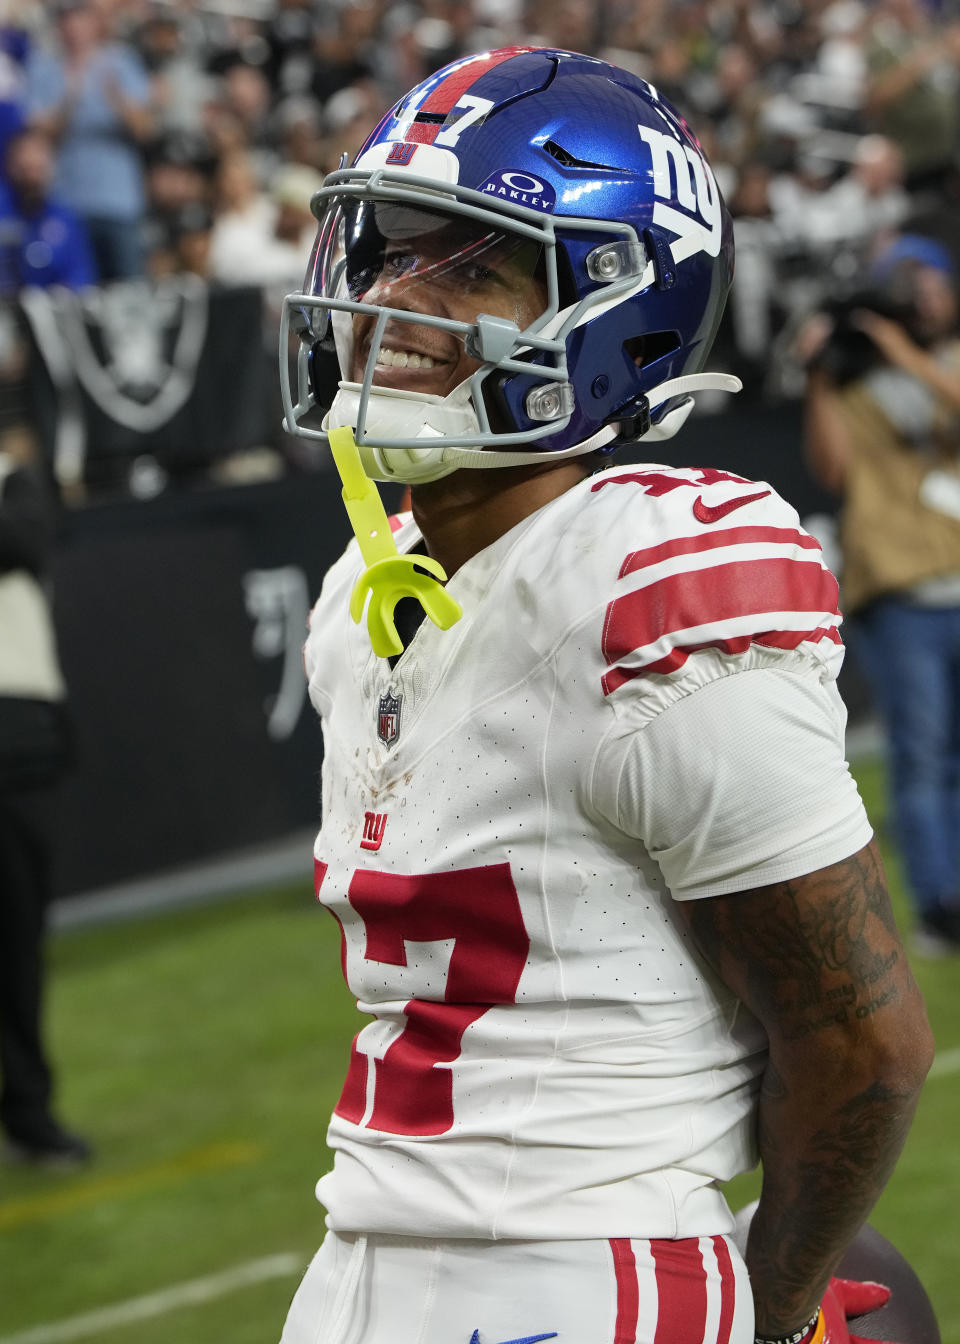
left=317, top=862, right=529, bottom=1136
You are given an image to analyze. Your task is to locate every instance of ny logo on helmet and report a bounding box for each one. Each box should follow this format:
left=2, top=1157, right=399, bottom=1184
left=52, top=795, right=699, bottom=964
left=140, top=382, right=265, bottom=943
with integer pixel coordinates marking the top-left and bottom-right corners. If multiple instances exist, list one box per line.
left=637, top=125, right=723, bottom=259
left=385, top=142, right=418, bottom=166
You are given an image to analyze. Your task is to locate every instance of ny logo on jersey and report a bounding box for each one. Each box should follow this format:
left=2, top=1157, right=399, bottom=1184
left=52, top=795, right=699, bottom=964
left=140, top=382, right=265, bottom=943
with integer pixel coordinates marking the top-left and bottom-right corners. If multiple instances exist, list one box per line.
left=360, top=811, right=388, bottom=851
left=377, top=690, right=402, bottom=746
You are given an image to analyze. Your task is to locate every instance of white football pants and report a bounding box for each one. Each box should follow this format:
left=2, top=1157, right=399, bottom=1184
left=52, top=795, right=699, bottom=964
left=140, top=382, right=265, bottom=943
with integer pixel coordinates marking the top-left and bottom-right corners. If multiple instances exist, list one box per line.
left=280, top=1229, right=754, bottom=1344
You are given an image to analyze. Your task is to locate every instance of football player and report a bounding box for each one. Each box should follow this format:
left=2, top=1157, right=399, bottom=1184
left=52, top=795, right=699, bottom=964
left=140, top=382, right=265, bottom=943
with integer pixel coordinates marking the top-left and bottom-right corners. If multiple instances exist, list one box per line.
left=278, top=47, right=934, bottom=1344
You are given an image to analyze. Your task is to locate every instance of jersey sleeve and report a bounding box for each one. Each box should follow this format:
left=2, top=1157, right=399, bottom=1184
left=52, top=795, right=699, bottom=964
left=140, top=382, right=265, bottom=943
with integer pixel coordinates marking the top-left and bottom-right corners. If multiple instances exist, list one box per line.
left=594, top=473, right=844, bottom=705
left=586, top=468, right=871, bottom=895
left=593, top=665, right=872, bottom=897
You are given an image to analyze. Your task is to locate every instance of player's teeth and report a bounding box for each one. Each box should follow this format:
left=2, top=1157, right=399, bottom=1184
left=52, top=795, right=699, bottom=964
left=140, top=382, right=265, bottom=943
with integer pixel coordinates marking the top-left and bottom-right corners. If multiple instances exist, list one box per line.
left=377, top=348, right=435, bottom=368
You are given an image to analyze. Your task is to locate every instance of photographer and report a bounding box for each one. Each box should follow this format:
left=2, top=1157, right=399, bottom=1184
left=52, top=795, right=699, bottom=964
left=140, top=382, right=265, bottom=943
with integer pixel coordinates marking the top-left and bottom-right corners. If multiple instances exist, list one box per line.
left=804, top=234, right=960, bottom=954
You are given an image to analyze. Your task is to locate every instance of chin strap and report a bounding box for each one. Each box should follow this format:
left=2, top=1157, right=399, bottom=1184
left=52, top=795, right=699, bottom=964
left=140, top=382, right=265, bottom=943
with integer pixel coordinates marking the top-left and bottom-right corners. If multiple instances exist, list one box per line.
left=328, top=425, right=462, bottom=658
left=329, top=370, right=742, bottom=483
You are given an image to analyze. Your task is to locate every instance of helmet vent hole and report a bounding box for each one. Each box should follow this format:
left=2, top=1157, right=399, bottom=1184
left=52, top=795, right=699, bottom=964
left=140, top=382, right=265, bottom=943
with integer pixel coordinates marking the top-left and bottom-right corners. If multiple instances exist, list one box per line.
left=625, top=331, right=681, bottom=367
left=543, top=139, right=623, bottom=172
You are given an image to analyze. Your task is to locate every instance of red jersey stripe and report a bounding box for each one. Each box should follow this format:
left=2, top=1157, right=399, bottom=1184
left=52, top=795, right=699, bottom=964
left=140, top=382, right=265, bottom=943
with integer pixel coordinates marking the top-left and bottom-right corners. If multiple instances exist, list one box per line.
left=712, top=1236, right=737, bottom=1344
left=419, top=47, right=530, bottom=115
left=321, top=864, right=368, bottom=1125
left=755, top=625, right=843, bottom=651
left=602, top=557, right=840, bottom=666
left=652, top=1238, right=707, bottom=1344
left=601, top=624, right=843, bottom=694
left=334, top=1034, right=368, bottom=1125
left=609, top=1238, right=639, bottom=1344
left=618, top=526, right=823, bottom=579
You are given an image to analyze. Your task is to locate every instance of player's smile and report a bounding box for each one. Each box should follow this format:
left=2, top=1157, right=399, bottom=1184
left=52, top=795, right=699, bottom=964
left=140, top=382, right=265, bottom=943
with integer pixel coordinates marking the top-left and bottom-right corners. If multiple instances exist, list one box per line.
left=352, top=324, right=460, bottom=396
left=348, top=210, right=548, bottom=399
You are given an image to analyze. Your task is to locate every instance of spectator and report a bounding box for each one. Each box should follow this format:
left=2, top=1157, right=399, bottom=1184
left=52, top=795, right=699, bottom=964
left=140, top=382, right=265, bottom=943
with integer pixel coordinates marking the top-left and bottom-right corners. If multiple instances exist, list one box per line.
left=863, top=0, right=960, bottom=195
left=804, top=235, right=960, bottom=955
left=260, top=163, right=322, bottom=290
left=264, top=0, right=316, bottom=98
left=141, top=130, right=214, bottom=278
left=272, top=95, right=326, bottom=174
left=728, top=162, right=787, bottom=382
left=308, top=4, right=377, bottom=107
left=23, top=0, right=154, bottom=282
left=0, top=427, right=90, bottom=1166
left=207, top=146, right=273, bottom=285
left=807, top=135, right=910, bottom=253
left=137, top=7, right=212, bottom=141
left=0, top=23, right=28, bottom=165
left=216, top=59, right=277, bottom=185
left=163, top=201, right=213, bottom=280
left=211, top=157, right=319, bottom=293
left=0, top=127, right=97, bottom=293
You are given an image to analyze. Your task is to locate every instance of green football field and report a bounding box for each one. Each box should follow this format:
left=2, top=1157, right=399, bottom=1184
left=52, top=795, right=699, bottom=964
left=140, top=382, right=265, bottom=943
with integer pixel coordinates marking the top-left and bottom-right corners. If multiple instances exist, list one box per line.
left=1, top=758, right=957, bottom=1344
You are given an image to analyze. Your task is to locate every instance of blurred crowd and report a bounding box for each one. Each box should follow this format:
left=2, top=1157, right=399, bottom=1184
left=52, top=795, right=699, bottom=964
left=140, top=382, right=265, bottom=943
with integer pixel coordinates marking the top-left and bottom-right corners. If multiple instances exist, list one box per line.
left=0, top=0, right=960, bottom=466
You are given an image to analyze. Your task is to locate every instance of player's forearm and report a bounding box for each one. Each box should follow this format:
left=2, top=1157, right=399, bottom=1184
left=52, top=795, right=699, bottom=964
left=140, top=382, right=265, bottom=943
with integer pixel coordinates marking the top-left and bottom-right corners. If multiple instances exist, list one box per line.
left=746, top=1055, right=926, bottom=1334
left=677, top=844, right=934, bottom=1334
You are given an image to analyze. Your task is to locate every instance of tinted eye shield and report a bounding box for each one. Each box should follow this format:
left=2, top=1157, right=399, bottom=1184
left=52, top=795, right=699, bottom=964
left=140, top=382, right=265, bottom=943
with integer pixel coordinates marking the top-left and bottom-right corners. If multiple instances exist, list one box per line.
left=279, top=167, right=653, bottom=451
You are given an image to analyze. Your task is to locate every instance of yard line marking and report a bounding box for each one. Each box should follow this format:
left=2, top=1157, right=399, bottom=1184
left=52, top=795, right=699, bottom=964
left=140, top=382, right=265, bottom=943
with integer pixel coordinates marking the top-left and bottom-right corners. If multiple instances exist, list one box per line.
left=0, top=1140, right=260, bottom=1232
left=928, top=1045, right=960, bottom=1079
left=0, top=1252, right=304, bottom=1344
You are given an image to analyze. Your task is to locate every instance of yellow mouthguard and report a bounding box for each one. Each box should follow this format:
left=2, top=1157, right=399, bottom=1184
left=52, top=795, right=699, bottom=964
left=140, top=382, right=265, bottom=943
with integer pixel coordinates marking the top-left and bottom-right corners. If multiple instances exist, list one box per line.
left=328, top=425, right=462, bottom=658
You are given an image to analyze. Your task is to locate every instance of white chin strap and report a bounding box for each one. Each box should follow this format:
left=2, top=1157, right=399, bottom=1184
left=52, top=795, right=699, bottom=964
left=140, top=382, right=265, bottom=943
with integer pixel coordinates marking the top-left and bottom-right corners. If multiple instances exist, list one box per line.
left=323, top=372, right=741, bottom=484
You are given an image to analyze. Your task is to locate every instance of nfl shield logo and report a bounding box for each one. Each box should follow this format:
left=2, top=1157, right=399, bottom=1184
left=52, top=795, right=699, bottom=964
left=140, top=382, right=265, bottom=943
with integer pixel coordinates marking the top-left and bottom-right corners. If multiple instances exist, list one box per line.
left=377, top=690, right=402, bottom=746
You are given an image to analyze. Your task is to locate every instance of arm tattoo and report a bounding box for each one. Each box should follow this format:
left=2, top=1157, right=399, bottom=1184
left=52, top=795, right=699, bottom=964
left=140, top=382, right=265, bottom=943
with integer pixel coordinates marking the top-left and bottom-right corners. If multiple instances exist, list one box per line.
left=680, top=841, right=931, bottom=1332
left=685, top=841, right=909, bottom=1035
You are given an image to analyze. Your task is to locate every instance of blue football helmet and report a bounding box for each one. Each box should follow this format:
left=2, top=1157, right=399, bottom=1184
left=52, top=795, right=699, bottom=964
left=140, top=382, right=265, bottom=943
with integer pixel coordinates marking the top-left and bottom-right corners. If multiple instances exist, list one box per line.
left=280, top=46, right=739, bottom=484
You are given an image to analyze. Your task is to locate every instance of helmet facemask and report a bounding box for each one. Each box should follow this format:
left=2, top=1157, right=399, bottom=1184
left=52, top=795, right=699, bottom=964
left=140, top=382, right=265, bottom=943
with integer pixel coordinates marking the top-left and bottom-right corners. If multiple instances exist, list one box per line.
left=280, top=163, right=739, bottom=484
left=279, top=168, right=667, bottom=483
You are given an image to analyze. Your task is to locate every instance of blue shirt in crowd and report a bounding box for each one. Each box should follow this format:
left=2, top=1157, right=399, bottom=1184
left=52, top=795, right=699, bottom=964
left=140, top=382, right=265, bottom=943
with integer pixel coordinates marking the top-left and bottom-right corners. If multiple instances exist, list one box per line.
left=0, top=180, right=97, bottom=293
left=24, top=42, right=150, bottom=223
left=0, top=27, right=28, bottom=165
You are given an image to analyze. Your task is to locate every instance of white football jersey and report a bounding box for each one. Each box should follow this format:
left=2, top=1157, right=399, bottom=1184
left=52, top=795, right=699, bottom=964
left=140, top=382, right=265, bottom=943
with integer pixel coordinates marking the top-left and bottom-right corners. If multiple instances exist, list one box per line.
left=303, top=462, right=872, bottom=1241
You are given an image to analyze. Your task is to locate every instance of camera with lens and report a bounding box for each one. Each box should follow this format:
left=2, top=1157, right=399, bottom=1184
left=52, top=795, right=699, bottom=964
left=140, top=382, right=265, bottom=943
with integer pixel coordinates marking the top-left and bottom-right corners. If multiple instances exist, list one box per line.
left=810, top=289, right=920, bottom=387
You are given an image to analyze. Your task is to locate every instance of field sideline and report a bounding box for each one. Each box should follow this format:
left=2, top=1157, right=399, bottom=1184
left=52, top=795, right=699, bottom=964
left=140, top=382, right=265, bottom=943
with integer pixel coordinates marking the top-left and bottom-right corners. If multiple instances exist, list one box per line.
left=1, top=759, right=957, bottom=1344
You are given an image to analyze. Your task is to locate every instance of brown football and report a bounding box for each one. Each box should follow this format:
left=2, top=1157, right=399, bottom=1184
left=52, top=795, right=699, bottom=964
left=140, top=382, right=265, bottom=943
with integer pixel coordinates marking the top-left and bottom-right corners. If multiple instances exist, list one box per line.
left=734, top=1202, right=940, bottom=1344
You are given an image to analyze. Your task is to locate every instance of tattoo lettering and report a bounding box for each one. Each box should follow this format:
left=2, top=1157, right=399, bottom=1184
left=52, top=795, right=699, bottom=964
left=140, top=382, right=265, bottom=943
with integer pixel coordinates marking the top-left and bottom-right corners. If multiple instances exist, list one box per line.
left=684, top=842, right=908, bottom=1040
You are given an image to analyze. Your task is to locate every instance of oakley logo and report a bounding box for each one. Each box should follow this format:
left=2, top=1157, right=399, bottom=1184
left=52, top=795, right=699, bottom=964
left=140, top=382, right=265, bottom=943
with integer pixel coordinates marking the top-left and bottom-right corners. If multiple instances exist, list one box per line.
left=385, top=142, right=418, bottom=166
left=479, top=169, right=556, bottom=213
left=500, top=171, right=546, bottom=194
left=637, top=125, right=722, bottom=258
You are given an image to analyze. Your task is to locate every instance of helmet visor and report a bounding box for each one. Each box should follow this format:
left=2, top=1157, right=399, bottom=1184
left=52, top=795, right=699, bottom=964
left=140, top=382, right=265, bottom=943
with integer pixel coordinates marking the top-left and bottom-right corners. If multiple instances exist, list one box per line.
left=304, top=195, right=547, bottom=342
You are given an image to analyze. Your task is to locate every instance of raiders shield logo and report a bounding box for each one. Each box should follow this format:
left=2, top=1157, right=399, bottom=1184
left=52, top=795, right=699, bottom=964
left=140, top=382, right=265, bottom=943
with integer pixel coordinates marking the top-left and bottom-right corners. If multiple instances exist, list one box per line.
left=377, top=690, right=402, bottom=746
